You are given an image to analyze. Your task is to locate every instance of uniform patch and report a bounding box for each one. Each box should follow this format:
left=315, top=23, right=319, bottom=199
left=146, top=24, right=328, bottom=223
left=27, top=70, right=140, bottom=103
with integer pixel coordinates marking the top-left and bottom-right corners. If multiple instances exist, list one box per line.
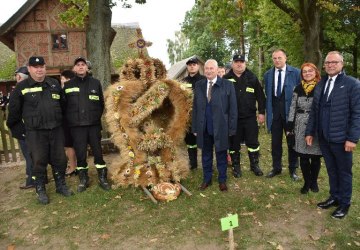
left=246, top=87, right=254, bottom=93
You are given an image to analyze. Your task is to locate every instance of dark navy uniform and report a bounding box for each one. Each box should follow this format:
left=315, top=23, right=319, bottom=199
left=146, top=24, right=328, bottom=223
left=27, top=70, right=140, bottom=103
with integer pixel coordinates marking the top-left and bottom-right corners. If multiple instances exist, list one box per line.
left=223, top=68, right=266, bottom=176
left=182, top=72, right=206, bottom=169
left=63, top=73, right=109, bottom=191
left=7, top=76, right=66, bottom=179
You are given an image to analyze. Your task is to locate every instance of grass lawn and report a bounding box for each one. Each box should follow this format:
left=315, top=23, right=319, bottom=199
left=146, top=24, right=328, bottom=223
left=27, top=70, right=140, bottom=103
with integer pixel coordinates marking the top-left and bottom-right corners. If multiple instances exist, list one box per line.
left=0, top=128, right=359, bottom=249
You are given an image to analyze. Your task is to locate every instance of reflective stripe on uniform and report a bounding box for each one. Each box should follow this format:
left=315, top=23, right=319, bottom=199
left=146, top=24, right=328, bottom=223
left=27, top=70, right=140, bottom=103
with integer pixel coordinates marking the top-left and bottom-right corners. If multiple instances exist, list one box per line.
left=52, top=94, right=60, bottom=99
left=95, top=164, right=106, bottom=169
left=228, top=79, right=236, bottom=82
left=187, top=144, right=197, bottom=149
left=89, top=95, right=99, bottom=100
left=229, top=150, right=235, bottom=154
left=184, top=83, right=192, bottom=88
left=246, top=87, right=254, bottom=93
left=65, top=87, right=80, bottom=93
left=76, top=166, right=89, bottom=170
left=248, top=146, right=260, bottom=152
left=21, top=87, right=42, bottom=95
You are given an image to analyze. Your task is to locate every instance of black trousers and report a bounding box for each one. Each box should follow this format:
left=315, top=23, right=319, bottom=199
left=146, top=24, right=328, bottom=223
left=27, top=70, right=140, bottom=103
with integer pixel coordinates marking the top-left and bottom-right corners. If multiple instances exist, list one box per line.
left=229, top=116, right=259, bottom=152
left=70, top=125, right=105, bottom=168
left=26, top=126, right=67, bottom=178
left=271, top=117, right=298, bottom=171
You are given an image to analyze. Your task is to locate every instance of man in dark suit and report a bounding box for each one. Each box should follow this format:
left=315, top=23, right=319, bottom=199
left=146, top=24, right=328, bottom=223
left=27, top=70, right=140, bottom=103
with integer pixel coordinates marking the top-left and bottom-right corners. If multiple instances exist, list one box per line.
left=264, top=49, right=301, bottom=180
left=306, top=51, right=360, bottom=219
left=192, top=59, right=237, bottom=192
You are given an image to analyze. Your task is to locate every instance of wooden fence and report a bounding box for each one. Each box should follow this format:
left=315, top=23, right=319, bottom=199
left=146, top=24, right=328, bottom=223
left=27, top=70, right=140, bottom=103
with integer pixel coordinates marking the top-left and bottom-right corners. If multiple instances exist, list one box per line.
left=0, top=109, right=23, bottom=164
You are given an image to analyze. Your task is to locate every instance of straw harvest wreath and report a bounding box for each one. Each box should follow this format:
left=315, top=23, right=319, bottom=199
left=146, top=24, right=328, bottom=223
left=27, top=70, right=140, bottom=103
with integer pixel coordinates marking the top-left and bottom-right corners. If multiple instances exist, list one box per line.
left=104, top=57, right=193, bottom=199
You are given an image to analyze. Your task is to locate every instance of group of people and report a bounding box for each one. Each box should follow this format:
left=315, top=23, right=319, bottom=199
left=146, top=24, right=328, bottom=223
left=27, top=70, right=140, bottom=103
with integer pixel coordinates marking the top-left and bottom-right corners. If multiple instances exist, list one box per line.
left=184, top=50, right=360, bottom=219
left=7, top=56, right=111, bottom=205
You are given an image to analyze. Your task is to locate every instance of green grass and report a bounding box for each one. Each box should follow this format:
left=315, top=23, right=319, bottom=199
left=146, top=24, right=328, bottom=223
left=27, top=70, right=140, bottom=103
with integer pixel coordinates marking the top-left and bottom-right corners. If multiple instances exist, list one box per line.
left=0, top=128, right=359, bottom=249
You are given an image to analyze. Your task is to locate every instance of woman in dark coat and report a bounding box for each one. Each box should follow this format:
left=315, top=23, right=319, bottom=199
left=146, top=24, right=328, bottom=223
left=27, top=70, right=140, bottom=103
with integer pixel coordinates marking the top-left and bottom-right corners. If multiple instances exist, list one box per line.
left=287, top=63, right=322, bottom=194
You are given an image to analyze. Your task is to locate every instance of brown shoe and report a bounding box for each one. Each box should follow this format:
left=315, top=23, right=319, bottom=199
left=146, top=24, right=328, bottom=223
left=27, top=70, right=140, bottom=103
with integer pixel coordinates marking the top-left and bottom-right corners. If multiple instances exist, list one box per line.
left=199, top=182, right=212, bottom=191
left=19, top=184, right=35, bottom=189
left=219, top=183, right=228, bottom=192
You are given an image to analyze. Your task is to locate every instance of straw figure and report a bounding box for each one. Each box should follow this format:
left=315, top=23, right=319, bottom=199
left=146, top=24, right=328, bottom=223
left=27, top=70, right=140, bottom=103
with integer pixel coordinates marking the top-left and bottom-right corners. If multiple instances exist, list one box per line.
left=104, top=57, right=193, bottom=190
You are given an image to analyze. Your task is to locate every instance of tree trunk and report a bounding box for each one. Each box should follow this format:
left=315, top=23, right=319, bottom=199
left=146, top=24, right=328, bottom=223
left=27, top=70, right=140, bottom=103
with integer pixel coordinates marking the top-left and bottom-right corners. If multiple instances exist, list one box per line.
left=86, top=0, right=112, bottom=90
left=300, top=1, right=322, bottom=68
left=353, top=36, right=359, bottom=78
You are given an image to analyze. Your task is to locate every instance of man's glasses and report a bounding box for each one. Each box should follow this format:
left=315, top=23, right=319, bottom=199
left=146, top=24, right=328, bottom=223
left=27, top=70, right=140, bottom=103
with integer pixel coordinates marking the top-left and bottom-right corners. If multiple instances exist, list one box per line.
left=324, top=61, right=341, bottom=65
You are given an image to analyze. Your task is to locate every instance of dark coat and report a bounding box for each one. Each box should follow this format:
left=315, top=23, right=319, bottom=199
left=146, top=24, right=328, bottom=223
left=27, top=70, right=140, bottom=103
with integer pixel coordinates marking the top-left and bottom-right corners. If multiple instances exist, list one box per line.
left=192, top=77, right=238, bottom=152
left=305, top=73, right=360, bottom=143
left=264, top=64, right=301, bottom=131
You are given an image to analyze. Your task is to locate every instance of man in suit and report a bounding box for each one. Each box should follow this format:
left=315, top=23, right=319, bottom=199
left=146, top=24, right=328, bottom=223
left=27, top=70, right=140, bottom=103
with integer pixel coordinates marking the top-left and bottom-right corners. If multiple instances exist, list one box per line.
left=192, top=59, right=237, bottom=192
left=305, top=51, right=360, bottom=219
left=264, top=49, right=301, bottom=180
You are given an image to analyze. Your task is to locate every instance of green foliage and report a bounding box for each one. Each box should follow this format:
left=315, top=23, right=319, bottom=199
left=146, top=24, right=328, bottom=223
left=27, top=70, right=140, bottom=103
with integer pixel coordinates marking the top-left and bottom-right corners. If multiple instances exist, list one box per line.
left=59, top=0, right=88, bottom=27
left=0, top=54, right=15, bottom=81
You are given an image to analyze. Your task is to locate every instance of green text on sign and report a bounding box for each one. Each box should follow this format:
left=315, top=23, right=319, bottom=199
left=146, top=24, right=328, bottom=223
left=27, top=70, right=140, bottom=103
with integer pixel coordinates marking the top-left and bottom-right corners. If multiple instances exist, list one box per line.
left=220, top=214, right=239, bottom=231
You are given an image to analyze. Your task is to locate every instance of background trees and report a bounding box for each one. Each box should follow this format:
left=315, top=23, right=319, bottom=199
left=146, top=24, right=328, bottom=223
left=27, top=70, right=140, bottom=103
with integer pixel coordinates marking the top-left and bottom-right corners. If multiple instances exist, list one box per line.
left=169, top=0, right=359, bottom=79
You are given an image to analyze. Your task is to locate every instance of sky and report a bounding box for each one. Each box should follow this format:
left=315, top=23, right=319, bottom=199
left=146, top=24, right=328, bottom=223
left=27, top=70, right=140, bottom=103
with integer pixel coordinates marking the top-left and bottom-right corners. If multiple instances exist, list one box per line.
left=0, top=0, right=195, bottom=68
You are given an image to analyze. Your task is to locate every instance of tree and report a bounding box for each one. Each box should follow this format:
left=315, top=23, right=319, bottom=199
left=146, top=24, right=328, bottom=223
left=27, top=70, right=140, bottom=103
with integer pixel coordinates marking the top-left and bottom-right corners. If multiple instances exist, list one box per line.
left=60, top=0, right=147, bottom=89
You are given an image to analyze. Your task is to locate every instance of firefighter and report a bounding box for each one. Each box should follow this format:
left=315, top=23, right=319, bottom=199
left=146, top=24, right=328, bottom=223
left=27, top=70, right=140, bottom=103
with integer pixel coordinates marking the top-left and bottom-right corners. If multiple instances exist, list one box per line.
left=63, top=57, right=110, bottom=192
left=223, top=55, right=266, bottom=177
left=7, top=56, right=73, bottom=204
left=182, top=57, right=206, bottom=169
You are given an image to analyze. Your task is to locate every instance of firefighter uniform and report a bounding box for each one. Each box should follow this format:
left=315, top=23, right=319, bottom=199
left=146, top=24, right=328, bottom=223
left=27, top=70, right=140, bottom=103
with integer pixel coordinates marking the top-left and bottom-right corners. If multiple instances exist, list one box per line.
left=223, top=67, right=266, bottom=177
left=7, top=57, right=73, bottom=204
left=63, top=64, right=110, bottom=192
left=183, top=70, right=206, bottom=169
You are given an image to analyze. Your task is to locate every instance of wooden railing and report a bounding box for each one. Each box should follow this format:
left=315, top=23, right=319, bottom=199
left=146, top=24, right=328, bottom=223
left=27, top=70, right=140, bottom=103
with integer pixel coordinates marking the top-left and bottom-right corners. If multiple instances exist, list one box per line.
left=0, top=109, right=23, bottom=164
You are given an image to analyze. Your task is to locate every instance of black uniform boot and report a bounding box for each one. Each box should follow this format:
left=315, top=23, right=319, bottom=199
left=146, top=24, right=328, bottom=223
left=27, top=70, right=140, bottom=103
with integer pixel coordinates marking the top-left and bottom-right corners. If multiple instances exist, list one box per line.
left=35, top=177, right=49, bottom=205
left=310, top=157, right=321, bottom=193
left=230, top=152, right=242, bottom=178
left=97, top=168, right=111, bottom=191
left=300, top=158, right=311, bottom=194
left=77, top=169, right=90, bottom=192
left=188, top=148, right=198, bottom=170
left=248, top=151, right=264, bottom=176
left=53, top=172, right=74, bottom=197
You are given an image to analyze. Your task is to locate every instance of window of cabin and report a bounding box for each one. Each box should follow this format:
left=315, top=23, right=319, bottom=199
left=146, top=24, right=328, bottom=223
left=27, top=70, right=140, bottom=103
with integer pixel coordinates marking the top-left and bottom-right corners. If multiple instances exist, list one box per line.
left=52, top=33, right=68, bottom=50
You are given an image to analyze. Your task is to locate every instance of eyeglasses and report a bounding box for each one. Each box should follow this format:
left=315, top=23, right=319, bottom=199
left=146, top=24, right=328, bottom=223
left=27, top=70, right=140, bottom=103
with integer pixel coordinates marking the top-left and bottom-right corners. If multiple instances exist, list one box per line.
left=302, top=69, right=315, bottom=74
left=324, top=61, right=341, bottom=65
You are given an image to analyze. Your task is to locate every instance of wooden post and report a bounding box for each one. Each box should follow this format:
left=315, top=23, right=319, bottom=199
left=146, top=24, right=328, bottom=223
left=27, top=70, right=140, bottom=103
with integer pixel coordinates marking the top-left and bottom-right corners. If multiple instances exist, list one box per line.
left=229, top=228, right=235, bottom=250
left=179, top=183, right=192, bottom=196
left=141, top=186, right=158, bottom=204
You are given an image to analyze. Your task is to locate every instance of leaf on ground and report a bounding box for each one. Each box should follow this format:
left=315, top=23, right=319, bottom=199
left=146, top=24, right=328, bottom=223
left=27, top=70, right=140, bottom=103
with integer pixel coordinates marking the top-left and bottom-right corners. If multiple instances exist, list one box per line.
left=327, top=242, right=336, bottom=249
left=72, top=226, right=80, bottom=229
left=276, top=245, right=284, bottom=250
left=52, top=211, right=58, bottom=215
left=267, top=241, right=277, bottom=246
left=309, top=234, right=320, bottom=241
left=265, top=203, right=272, bottom=208
left=240, top=212, right=254, bottom=216
left=7, top=244, right=15, bottom=250
left=269, top=194, right=275, bottom=199
left=212, top=192, right=217, bottom=195
left=256, top=221, right=263, bottom=227
left=200, top=193, right=206, bottom=197
left=41, top=226, right=49, bottom=229
left=115, top=195, right=122, bottom=199
left=100, top=234, right=111, bottom=240
left=354, top=241, right=360, bottom=247
left=356, top=231, right=360, bottom=236
left=347, top=243, right=352, bottom=246
left=149, top=238, right=158, bottom=243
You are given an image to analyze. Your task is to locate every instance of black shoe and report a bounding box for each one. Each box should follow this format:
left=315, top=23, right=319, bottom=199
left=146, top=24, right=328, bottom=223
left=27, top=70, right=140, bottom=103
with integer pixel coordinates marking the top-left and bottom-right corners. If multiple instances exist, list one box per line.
left=251, top=166, right=264, bottom=176
left=317, top=198, right=339, bottom=209
left=20, top=184, right=35, bottom=189
left=310, top=182, right=319, bottom=193
left=266, top=170, right=281, bottom=178
left=233, top=169, right=242, bottom=178
left=289, top=171, right=300, bottom=181
left=331, top=205, right=350, bottom=219
left=300, top=185, right=309, bottom=194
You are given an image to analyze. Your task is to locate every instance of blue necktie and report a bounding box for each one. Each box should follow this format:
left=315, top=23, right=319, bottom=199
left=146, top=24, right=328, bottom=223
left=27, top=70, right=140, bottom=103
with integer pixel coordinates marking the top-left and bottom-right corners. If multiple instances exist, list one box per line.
left=276, top=69, right=282, bottom=97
